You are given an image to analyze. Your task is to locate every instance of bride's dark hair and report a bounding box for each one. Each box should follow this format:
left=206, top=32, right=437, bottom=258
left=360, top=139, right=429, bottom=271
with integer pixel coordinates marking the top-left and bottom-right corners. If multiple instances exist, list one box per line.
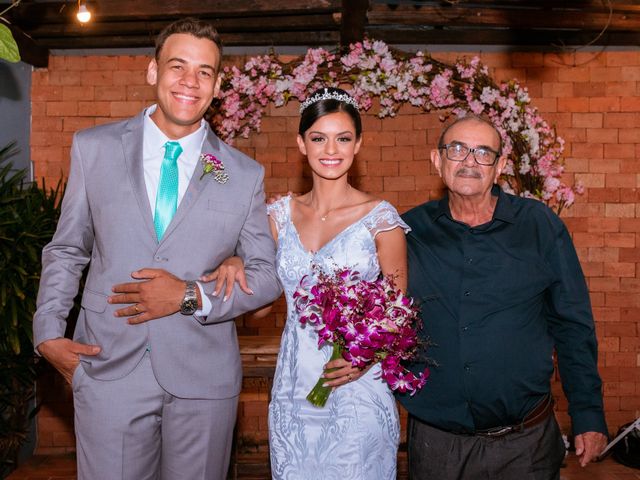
left=298, top=87, right=362, bottom=138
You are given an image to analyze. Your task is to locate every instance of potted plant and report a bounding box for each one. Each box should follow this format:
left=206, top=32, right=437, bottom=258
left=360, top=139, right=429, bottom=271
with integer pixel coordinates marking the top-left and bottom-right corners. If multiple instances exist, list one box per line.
left=0, top=142, right=62, bottom=478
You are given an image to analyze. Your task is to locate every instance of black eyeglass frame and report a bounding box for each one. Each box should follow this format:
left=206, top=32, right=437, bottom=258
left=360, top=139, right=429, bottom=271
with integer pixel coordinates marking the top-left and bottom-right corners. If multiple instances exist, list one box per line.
left=439, top=142, right=501, bottom=166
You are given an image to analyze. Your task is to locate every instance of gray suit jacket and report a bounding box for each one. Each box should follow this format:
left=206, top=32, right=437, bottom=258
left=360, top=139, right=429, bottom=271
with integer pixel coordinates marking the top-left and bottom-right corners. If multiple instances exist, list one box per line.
left=33, top=110, right=281, bottom=399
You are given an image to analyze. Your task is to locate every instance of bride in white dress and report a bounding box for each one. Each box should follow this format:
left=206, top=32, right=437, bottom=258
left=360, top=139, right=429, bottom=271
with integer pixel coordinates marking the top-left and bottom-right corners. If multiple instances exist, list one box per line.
left=208, top=87, right=409, bottom=479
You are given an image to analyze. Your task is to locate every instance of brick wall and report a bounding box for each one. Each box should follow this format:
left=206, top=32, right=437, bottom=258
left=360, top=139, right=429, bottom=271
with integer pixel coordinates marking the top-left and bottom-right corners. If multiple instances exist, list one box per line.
left=30, top=50, right=639, bottom=454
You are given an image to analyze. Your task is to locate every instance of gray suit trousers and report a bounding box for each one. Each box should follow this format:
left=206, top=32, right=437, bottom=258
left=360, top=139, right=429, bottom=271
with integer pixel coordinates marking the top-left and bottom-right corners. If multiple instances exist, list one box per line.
left=73, top=353, right=238, bottom=480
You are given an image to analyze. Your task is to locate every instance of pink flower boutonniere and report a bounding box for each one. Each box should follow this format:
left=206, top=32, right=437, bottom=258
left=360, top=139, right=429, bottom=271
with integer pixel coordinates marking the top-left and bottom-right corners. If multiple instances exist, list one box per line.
left=199, top=153, right=229, bottom=184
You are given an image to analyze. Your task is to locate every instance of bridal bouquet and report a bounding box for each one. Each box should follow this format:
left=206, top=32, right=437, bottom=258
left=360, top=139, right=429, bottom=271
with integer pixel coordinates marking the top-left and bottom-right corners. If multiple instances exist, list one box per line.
left=293, top=267, right=428, bottom=407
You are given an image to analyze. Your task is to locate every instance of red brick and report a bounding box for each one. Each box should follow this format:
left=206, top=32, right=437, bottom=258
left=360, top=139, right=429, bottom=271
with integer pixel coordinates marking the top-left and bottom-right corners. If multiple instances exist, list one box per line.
left=81, top=71, right=114, bottom=86
left=587, top=188, right=620, bottom=203
left=85, top=55, right=119, bottom=71
left=126, top=85, right=155, bottom=102
left=77, top=101, right=111, bottom=117
left=95, top=86, right=126, bottom=101
left=607, top=82, right=637, bottom=96
left=32, top=85, right=63, bottom=101
left=46, top=102, right=78, bottom=117
left=381, top=146, right=413, bottom=162
left=113, top=70, right=148, bottom=85
left=586, top=128, right=617, bottom=144
left=557, top=98, right=589, bottom=112
left=587, top=217, right=620, bottom=233
left=589, top=277, right=620, bottom=292
left=574, top=82, right=605, bottom=97
left=606, top=174, right=637, bottom=188
left=604, top=233, right=636, bottom=248
left=619, top=128, right=640, bottom=143
left=118, top=55, right=151, bottom=71
left=363, top=131, right=395, bottom=147
left=557, top=67, right=589, bottom=82
left=110, top=101, right=144, bottom=117
left=366, top=161, right=398, bottom=177
left=541, top=82, right=573, bottom=98
left=589, top=157, right=620, bottom=173
left=621, top=97, right=640, bottom=112
left=48, top=71, right=82, bottom=86
left=572, top=113, right=603, bottom=128
left=604, top=113, right=640, bottom=128
left=62, top=86, right=94, bottom=101
left=593, top=307, right=621, bottom=323
left=590, top=66, right=622, bottom=82
left=384, top=176, right=415, bottom=191
left=396, top=130, right=426, bottom=146
left=32, top=117, right=63, bottom=132
left=382, top=116, right=414, bottom=131
left=621, top=218, right=640, bottom=232
left=587, top=247, right=618, bottom=263
left=573, top=232, right=604, bottom=247
left=569, top=143, right=604, bottom=160
left=604, top=143, right=635, bottom=159
left=589, top=97, right=620, bottom=112
left=604, top=262, right=636, bottom=278
left=599, top=336, right=620, bottom=352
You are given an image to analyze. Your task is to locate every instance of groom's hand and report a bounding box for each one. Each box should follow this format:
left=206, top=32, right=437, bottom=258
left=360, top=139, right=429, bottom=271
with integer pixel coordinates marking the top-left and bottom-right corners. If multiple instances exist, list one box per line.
left=37, top=338, right=101, bottom=384
left=109, top=268, right=194, bottom=324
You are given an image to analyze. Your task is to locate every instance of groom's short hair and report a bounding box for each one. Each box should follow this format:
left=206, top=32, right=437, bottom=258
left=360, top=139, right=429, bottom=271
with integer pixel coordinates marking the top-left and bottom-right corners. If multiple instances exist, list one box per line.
left=155, top=17, right=223, bottom=67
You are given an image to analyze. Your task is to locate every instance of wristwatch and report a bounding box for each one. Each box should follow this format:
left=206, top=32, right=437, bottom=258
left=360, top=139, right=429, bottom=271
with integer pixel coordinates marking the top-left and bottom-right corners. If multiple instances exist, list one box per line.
left=179, top=280, right=199, bottom=315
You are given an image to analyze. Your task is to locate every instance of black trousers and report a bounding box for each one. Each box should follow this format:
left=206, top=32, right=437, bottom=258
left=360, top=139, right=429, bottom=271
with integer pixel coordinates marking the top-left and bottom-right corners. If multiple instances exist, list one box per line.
left=407, top=414, right=566, bottom=480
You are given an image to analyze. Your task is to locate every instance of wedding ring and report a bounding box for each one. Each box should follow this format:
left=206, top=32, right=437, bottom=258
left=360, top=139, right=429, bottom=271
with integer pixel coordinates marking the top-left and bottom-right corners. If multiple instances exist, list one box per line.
left=133, top=304, right=140, bottom=313
left=347, top=373, right=353, bottom=382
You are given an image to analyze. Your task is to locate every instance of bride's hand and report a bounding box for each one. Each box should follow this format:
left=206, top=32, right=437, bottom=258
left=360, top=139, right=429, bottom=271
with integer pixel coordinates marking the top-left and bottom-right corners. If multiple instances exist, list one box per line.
left=322, top=358, right=371, bottom=388
left=199, top=256, right=253, bottom=301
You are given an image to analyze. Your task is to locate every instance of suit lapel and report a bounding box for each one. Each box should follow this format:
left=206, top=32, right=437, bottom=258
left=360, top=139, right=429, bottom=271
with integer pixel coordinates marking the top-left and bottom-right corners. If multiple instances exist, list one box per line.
left=121, top=112, right=158, bottom=242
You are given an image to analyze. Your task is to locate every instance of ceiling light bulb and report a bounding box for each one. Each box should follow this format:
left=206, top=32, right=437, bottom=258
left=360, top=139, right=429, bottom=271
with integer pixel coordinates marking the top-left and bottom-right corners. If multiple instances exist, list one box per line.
left=77, top=4, right=91, bottom=23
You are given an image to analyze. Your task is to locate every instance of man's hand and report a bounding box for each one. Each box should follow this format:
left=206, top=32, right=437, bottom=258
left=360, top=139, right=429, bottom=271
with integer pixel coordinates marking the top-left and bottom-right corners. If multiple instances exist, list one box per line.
left=37, top=338, right=101, bottom=384
left=575, top=431, right=607, bottom=466
left=109, top=268, right=188, bottom=324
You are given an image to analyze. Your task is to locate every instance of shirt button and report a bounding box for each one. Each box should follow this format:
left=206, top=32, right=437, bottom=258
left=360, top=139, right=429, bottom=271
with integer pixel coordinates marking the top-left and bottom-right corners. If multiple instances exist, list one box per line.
left=462, top=326, right=469, bottom=332
left=466, top=258, right=473, bottom=264
left=464, top=291, right=471, bottom=296
left=464, top=364, right=471, bottom=372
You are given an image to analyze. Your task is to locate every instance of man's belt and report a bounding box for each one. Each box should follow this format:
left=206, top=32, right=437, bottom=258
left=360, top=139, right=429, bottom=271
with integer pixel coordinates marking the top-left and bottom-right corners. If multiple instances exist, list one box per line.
left=474, top=394, right=554, bottom=438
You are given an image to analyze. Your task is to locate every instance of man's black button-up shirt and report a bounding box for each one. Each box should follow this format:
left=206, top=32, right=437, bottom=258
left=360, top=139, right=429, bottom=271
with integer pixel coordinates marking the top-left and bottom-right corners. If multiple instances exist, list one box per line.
left=399, top=187, right=607, bottom=436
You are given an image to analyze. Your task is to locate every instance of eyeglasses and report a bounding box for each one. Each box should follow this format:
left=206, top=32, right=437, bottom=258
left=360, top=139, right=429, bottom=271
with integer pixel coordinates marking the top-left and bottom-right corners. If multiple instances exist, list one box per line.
left=439, top=142, right=500, bottom=166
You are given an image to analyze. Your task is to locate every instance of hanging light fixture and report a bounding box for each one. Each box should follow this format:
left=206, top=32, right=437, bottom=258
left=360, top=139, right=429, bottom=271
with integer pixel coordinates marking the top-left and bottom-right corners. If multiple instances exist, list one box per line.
left=76, top=0, right=92, bottom=23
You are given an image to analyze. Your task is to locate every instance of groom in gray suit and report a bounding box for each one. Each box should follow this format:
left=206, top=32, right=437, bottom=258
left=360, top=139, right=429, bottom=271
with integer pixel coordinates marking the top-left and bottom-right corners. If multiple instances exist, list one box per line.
left=33, top=18, right=281, bottom=479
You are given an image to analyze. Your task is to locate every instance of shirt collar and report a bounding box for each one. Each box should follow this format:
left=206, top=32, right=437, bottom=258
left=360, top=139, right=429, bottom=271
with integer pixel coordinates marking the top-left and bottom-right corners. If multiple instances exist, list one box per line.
left=431, top=184, right=516, bottom=224
left=143, top=104, right=207, bottom=155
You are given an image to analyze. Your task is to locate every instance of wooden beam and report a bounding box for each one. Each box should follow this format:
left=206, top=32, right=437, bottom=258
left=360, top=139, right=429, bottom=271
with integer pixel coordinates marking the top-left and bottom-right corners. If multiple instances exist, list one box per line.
left=366, top=26, right=640, bottom=47
left=371, top=0, right=640, bottom=11
left=340, top=0, right=369, bottom=47
left=9, top=0, right=342, bottom=25
left=7, top=24, right=48, bottom=68
left=367, top=4, right=640, bottom=31
left=36, top=31, right=340, bottom=49
left=23, top=14, right=339, bottom=38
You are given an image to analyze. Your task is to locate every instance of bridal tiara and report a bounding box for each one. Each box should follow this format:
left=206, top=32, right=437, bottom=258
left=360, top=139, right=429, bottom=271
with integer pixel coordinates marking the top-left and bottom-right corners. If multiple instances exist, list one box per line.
left=299, top=88, right=359, bottom=113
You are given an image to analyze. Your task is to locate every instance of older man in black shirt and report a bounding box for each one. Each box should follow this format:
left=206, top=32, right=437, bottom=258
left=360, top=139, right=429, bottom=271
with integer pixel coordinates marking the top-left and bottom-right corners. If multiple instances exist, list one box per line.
left=399, top=115, right=607, bottom=479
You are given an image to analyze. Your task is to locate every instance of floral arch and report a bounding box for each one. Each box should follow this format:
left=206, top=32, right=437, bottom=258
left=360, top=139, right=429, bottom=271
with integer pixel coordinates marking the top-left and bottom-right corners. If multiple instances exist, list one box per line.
left=211, top=39, right=580, bottom=214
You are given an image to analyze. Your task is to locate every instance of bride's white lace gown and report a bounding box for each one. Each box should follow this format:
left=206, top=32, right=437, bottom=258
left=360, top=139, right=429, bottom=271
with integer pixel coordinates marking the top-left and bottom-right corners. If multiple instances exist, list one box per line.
left=267, top=196, right=409, bottom=480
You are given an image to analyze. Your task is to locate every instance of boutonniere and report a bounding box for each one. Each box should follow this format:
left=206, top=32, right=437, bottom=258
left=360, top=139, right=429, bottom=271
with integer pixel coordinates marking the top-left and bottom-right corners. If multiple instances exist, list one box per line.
left=199, top=153, right=229, bottom=184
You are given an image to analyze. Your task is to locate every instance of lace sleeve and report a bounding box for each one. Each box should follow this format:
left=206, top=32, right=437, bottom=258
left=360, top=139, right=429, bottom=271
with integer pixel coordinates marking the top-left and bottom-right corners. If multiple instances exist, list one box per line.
left=266, top=196, right=289, bottom=233
left=363, top=201, right=411, bottom=238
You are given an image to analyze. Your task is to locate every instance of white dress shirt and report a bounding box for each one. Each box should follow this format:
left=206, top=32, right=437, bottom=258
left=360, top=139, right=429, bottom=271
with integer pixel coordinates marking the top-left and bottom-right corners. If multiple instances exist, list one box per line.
left=143, top=105, right=213, bottom=315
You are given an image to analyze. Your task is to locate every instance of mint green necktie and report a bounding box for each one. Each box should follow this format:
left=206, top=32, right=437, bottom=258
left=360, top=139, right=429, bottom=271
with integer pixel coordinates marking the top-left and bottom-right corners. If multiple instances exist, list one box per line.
left=154, top=141, right=183, bottom=240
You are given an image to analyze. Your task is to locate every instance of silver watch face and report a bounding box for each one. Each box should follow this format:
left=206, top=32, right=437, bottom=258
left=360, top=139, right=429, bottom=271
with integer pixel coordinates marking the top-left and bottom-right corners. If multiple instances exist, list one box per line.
left=180, top=297, right=198, bottom=315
